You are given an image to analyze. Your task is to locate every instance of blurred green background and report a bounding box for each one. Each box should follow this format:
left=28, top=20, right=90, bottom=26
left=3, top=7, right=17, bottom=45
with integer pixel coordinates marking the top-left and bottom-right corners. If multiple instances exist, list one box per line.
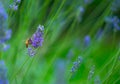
left=0, top=0, right=120, bottom=84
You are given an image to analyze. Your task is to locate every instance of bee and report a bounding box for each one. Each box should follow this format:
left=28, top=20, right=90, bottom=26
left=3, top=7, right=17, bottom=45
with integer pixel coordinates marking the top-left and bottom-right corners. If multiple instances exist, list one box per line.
left=25, top=38, right=32, bottom=48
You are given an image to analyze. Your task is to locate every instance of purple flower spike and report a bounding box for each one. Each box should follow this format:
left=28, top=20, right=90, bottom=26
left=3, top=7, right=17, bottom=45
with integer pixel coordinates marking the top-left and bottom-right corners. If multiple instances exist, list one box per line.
left=0, top=2, right=8, bottom=30
left=3, top=44, right=10, bottom=51
left=112, top=16, right=120, bottom=30
left=5, top=29, right=12, bottom=41
left=71, top=56, right=83, bottom=73
left=84, top=0, right=94, bottom=4
left=9, top=0, right=21, bottom=11
left=0, top=2, right=12, bottom=51
left=84, top=35, right=91, bottom=47
left=28, top=47, right=36, bottom=57
left=0, top=29, right=12, bottom=51
left=16, top=0, right=21, bottom=3
left=0, top=29, right=12, bottom=44
left=88, top=65, right=95, bottom=80
left=0, top=2, right=8, bottom=21
left=9, top=4, right=18, bottom=11
left=105, top=16, right=120, bottom=31
left=111, top=0, right=120, bottom=12
left=31, top=25, right=44, bottom=48
left=27, top=24, right=44, bottom=56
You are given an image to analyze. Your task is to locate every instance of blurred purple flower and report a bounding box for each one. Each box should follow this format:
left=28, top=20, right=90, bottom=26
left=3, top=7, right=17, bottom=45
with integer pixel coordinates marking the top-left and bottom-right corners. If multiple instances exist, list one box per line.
left=0, top=2, right=12, bottom=51
left=95, top=29, right=103, bottom=41
left=10, top=0, right=21, bottom=11
left=27, top=47, right=36, bottom=57
left=79, top=6, right=85, bottom=14
left=9, top=4, right=18, bottom=11
left=88, top=65, right=95, bottom=80
left=94, top=76, right=101, bottom=84
left=0, top=2, right=8, bottom=21
left=71, top=56, right=83, bottom=73
left=84, top=35, right=91, bottom=47
left=0, top=60, right=9, bottom=84
left=105, top=16, right=120, bottom=31
left=4, top=30, right=12, bottom=41
left=3, top=44, right=10, bottom=51
left=67, top=49, right=74, bottom=60
left=111, top=0, right=120, bottom=12
left=0, top=2, right=8, bottom=29
left=55, top=59, right=66, bottom=84
left=112, top=16, right=120, bottom=30
left=16, top=0, right=21, bottom=3
left=77, top=6, right=85, bottom=22
left=84, top=0, right=94, bottom=4
left=0, top=29, right=12, bottom=44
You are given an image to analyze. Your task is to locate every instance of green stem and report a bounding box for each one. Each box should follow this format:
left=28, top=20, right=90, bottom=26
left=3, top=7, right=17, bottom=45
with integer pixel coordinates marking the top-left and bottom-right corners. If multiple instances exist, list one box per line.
left=102, top=48, right=120, bottom=83
left=10, top=56, right=30, bottom=82
left=45, top=0, right=66, bottom=36
left=21, top=57, right=35, bottom=83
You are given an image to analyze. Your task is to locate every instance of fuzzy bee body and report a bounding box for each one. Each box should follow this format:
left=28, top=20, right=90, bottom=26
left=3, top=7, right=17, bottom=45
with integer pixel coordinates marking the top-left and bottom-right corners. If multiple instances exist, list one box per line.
left=25, top=38, right=32, bottom=48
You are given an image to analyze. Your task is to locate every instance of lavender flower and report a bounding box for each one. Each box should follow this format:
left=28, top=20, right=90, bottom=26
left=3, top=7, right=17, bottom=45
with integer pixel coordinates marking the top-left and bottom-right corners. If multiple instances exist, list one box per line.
left=105, top=16, right=120, bottom=31
left=27, top=47, right=36, bottom=57
left=77, top=6, right=85, bottom=22
left=27, top=24, right=44, bottom=56
left=0, top=30, right=10, bottom=39
left=84, top=0, right=94, bottom=4
left=111, top=0, right=120, bottom=12
left=10, top=0, right=21, bottom=11
left=0, top=29, right=12, bottom=43
left=71, top=56, right=83, bottom=73
left=88, top=65, right=95, bottom=80
left=16, top=0, right=21, bottom=3
left=84, top=35, right=91, bottom=47
left=9, top=4, right=18, bottom=11
left=0, top=2, right=12, bottom=51
left=0, top=60, right=9, bottom=84
left=94, top=76, right=101, bottom=84
left=79, top=6, right=84, bottom=12
left=0, top=44, right=10, bottom=51
left=12, top=5, right=18, bottom=11
left=31, top=25, right=44, bottom=48
left=0, top=2, right=8, bottom=29
left=112, top=16, right=120, bottom=30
